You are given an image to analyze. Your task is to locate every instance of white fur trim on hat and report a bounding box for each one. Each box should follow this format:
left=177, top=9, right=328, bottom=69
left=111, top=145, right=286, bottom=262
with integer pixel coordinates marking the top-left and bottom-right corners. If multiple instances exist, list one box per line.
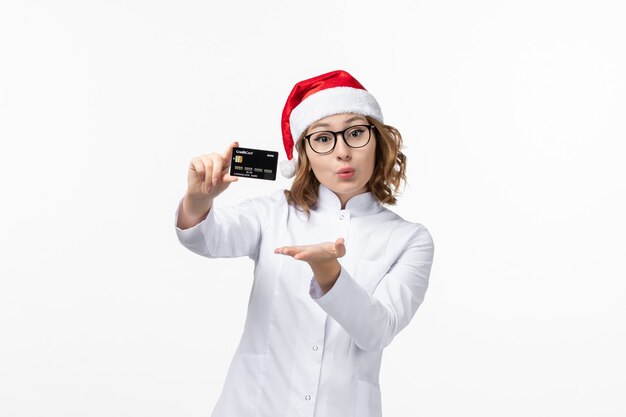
left=289, top=87, right=384, bottom=141
left=280, top=158, right=297, bottom=178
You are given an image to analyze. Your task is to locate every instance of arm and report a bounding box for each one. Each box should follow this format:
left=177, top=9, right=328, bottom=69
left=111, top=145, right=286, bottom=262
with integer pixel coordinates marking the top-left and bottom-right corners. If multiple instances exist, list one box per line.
left=175, top=194, right=274, bottom=260
left=311, top=224, right=435, bottom=352
left=175, top=141, right=268, bottom=259
left=176, top=194, right=213, bottom=230
left=275, top=238, right=345, bottom=293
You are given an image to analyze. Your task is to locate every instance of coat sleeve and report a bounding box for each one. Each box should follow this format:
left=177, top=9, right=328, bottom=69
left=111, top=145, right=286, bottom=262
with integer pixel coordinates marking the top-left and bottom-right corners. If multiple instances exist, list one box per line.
left=310, top=223, right=434, bottom=352
left=174, top=193, right=279, bottom=260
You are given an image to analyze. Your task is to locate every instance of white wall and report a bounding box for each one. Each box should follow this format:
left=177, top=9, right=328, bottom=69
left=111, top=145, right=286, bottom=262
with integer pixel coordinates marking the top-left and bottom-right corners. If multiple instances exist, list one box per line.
left=1, top=1, right=624, bottom=416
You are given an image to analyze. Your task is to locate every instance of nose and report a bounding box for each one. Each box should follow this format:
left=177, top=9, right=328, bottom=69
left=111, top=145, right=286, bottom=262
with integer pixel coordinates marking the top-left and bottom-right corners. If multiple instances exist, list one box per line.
left=334, top=133, right=352, bottom=160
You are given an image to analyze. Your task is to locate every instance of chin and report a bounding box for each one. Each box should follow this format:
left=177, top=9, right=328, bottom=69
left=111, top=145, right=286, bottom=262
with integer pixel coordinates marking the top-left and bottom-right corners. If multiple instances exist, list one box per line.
left=328, top=181, right=366, bottom=195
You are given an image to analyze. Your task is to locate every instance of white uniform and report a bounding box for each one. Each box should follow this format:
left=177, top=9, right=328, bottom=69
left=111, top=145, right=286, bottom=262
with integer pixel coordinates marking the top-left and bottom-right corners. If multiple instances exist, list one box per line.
left=174, top=184, right=435, bottom=417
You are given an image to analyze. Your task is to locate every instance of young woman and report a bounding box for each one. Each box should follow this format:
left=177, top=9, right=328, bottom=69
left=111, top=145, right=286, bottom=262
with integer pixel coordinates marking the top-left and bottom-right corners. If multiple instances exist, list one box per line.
left=175, top=70, right=435, bottom=417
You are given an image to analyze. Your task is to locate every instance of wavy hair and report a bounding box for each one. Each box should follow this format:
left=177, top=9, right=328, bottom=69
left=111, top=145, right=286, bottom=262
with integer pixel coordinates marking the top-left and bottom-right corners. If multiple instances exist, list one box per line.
left=284, top=116, right=407, bottom=218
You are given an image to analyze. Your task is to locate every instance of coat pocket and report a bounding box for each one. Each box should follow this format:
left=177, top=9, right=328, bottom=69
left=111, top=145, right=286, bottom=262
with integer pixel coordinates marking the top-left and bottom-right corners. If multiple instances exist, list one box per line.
left=354, top=379, right=382, bottom=417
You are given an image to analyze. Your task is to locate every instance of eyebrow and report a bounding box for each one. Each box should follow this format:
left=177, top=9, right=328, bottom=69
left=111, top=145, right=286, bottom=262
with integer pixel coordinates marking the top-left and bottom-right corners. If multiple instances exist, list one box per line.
left=308, top=116, right=368, bottom=131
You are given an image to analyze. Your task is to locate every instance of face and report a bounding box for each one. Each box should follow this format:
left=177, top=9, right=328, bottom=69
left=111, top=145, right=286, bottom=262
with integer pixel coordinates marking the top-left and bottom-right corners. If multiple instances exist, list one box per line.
left=304, top=113, right=376, bottom=205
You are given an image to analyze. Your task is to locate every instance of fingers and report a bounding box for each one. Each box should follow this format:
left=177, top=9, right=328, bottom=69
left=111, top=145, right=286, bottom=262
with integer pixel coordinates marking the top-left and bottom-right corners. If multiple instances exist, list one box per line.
left=219, top=142, right=240, bottom=184
left=199, top=155, right=213, bottom=185
left=335, top=238, right=346, bottom=258
left=191, top=153, right=230, bottom=190
left=212, top=156, right=223, bottom=185
left=223, top=174, right=239, bottom=184
left=274, top=246, right=300, bottom=256
left=293, top=250, right=314, bottom=261
left=190, top=157, right=205, bottom=180
left=222, top=141, right=240, bottom=167
left=275, top=246, right=310, bottom=261
left=274, top=241, right=345, bottom=261
left=187, top=142, right=242, bottom=202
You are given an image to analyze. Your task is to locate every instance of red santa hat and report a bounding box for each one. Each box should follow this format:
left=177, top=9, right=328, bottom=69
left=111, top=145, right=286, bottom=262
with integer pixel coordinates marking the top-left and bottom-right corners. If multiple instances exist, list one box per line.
left=279, top=70, right=384, bottom=178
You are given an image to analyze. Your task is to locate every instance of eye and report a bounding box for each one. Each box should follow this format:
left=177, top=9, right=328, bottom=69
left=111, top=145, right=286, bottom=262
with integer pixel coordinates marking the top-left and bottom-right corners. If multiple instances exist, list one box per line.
left=312, top=134, right=333, bottom=143
left=347, top=126, right=366, bottom=137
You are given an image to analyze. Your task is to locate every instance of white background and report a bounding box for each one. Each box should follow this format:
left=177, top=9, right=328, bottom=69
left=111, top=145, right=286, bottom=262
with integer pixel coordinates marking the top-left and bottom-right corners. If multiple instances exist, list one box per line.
left=1, top=1, right=625, bottom=416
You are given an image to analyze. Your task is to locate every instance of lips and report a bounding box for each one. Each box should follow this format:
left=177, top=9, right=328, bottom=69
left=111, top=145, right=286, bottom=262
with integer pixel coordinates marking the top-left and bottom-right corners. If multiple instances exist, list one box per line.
left=336, top=167, right=355, bottom=174
left=336, top=167, right=355, bottom=179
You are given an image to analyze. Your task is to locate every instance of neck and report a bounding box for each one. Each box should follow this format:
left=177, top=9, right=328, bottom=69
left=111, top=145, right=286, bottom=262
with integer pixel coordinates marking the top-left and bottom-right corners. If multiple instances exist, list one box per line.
left=334, top=190, right=366, bottom=209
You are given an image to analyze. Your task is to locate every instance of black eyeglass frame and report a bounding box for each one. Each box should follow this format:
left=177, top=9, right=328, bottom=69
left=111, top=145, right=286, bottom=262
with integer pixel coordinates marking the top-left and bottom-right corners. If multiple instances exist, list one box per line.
left=303, top=124, right=377, bottom=155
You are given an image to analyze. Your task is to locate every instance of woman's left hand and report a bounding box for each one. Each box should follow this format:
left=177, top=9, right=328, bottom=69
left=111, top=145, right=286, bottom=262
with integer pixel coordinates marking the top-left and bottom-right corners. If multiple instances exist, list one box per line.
left=274, top=238, right=346, bottom=263
left=274, top=238, right=346, bottom=293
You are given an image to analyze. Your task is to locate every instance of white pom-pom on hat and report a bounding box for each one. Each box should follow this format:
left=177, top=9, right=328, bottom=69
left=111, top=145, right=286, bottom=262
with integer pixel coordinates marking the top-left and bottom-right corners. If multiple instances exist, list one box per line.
left=279, top=158, right=297, bottom=179
left=279, top=70, right=383, bottom=178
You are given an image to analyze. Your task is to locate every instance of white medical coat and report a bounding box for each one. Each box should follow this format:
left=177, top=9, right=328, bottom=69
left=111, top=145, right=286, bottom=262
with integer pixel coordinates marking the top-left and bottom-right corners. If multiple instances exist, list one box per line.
left=174, top=184, right=434, bottom=417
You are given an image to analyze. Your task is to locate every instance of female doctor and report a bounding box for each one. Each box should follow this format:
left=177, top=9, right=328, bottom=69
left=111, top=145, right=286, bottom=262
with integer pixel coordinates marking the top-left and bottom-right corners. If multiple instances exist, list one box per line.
left=175, top=70, right=435, bottom=417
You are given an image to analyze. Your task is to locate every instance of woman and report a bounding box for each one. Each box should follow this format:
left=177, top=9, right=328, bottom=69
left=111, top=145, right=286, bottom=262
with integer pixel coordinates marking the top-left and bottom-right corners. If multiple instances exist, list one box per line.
left=175, top=70, right=434, bottom=417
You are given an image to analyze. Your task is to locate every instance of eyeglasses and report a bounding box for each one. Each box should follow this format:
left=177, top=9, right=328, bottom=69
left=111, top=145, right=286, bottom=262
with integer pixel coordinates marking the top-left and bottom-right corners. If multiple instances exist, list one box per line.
left=303, top=124, right=376, bottom=155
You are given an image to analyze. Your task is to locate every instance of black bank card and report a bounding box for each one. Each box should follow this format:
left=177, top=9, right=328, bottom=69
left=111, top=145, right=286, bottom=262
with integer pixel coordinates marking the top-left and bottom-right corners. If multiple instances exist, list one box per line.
left=229, top=146, right=279, bottom=181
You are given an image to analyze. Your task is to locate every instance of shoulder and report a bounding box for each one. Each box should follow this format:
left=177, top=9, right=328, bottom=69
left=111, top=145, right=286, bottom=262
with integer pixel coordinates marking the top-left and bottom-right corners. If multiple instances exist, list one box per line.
left=233, top=188, right=287, bottom=212
left=380, top=207, right=434, bottom=249
left=232, top=189, right=289, bottom=226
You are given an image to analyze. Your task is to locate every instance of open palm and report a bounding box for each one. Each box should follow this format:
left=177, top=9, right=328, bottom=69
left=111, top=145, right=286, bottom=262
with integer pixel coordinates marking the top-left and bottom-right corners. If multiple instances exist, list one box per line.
left=274, top=238, right=346, bottom=264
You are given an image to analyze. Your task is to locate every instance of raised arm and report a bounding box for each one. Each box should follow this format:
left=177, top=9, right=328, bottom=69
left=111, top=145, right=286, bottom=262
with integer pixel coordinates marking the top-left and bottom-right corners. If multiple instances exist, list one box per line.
left=176, top=141, right=239, bottom=230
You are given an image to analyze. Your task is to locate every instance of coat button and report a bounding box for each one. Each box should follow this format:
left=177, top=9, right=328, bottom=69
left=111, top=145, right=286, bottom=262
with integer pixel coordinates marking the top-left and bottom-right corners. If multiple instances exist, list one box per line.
left=312, top=345, right=319, bottom=351
left=305, top=395, right=311, bottom=401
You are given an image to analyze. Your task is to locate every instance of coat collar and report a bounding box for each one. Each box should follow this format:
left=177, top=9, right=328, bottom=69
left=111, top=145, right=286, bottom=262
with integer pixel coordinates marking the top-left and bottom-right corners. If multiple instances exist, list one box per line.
left=315, top=183, right=384, bottom=217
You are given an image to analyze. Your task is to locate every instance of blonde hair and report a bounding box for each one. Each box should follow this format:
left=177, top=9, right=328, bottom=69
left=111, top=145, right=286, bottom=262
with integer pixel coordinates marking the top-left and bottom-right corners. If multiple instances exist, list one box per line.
left=283, top=116, right=407, bottom=218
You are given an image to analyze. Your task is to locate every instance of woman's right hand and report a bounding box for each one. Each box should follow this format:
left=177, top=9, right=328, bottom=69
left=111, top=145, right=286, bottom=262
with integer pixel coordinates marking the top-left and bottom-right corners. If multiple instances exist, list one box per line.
left=178, top=141, right=240, bottom=229
left=186, top=141, right=240, bottom=201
